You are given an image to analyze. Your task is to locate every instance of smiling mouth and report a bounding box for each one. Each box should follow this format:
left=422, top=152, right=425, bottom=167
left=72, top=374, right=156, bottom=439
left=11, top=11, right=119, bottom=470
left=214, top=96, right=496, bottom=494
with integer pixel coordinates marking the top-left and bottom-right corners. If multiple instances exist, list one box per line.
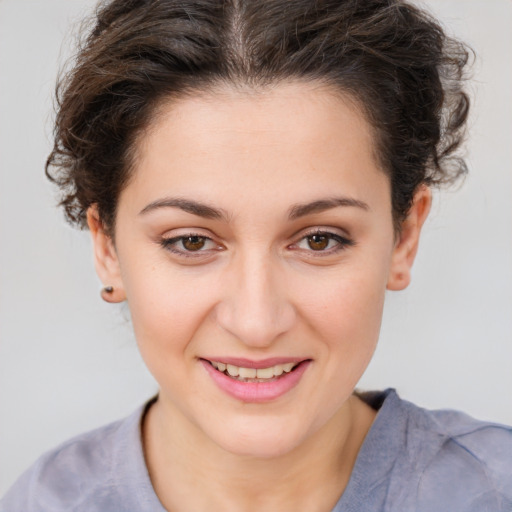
left=205, top=359, right=305, bottom=382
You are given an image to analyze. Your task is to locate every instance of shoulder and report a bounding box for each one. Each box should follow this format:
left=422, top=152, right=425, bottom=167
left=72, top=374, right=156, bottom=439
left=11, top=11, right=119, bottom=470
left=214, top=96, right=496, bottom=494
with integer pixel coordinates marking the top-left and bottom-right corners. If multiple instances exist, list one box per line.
left=0, top=402, right=158, bottom=512
left=396, top=392, right=512, bottom=511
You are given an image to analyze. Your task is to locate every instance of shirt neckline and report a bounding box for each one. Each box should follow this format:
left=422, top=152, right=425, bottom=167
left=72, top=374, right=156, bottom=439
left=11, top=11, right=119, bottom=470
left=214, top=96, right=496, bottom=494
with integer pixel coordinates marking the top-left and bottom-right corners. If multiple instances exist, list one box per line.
left=331, top=388, right=405, bottom=511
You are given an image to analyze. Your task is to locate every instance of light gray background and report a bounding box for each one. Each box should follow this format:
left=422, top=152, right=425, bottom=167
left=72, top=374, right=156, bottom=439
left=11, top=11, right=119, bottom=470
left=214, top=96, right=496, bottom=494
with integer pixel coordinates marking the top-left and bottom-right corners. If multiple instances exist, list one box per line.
left=1, top=0, right=511, bottom=496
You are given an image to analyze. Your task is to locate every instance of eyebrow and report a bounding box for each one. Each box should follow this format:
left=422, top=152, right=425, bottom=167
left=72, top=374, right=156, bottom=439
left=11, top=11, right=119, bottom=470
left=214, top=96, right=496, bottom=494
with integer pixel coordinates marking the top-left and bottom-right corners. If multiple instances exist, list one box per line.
left=287, top=197, right=370, bottom=220
left=139, top=198, right=227, bottom=220
left=139, top=195, right=369, bottom=221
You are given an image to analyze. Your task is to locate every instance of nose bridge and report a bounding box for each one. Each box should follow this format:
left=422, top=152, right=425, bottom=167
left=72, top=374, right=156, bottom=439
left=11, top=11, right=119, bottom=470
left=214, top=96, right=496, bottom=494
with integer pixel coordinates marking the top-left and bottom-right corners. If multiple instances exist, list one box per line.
left=216, top=247, right=294, bottom=347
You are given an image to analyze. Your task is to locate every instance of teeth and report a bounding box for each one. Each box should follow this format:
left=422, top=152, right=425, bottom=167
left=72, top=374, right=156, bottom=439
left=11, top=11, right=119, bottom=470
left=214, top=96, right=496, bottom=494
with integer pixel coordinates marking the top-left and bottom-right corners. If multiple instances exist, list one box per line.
left=238, top=367, right=257, bottom=379
left=210, top=360, right=299, bottom=380
left=273, top=364, right=284, bottom=376
left=256, top=367, right=274, bottom=379
left=226, top=364, right=239, bottom=377
left=282, top=362, right=295, bottom=373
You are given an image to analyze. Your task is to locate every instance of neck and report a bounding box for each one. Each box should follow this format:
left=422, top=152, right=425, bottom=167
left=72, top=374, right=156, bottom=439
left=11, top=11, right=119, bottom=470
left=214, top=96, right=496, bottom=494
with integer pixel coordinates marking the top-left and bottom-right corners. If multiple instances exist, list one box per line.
left=143, top=395, right=376, bottom=512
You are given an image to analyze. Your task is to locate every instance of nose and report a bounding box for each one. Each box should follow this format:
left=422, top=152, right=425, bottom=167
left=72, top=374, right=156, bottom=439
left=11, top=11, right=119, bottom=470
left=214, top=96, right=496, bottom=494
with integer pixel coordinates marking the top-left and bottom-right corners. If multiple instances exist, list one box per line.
left=215, top=252, right=296, bottom=348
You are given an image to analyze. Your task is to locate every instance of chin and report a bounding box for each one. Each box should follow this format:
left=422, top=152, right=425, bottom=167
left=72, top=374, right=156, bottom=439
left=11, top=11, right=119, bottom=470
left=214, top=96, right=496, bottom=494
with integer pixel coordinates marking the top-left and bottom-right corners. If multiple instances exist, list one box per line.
left=206, top=416, right=312, bottom=459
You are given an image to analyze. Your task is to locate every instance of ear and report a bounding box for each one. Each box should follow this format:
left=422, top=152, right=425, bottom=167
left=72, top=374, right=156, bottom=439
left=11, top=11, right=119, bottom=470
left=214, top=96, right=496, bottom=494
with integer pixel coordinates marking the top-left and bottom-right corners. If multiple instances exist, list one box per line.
left=87, top=205, right=126, bottom=303
left=387, top=185, right=432, bottom=291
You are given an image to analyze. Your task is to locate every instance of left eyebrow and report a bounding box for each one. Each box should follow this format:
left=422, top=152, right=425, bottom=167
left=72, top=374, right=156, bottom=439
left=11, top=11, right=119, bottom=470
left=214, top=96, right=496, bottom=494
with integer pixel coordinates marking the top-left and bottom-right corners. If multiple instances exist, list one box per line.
left=287, top=197, right=370, bottom=220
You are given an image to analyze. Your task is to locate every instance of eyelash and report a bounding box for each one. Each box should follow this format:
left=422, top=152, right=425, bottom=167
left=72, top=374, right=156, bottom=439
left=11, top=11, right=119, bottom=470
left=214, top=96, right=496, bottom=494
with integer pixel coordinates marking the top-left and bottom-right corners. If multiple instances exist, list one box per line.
left=159, top=229, right=355, bottom=258
left=292, top=230, right=355, bottom=255
left=160, top=233, right=220, bottom=258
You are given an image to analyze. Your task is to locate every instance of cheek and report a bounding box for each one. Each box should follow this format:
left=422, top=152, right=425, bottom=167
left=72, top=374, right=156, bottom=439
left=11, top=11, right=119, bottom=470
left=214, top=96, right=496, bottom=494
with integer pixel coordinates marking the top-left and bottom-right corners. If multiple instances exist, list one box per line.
left=295, top=258, right=389, bottom=373
left=278, top=263, right=389, bottom=436
left=120, top=260, right=219, bottom=365
left=302, top=257, right=388, bottom=324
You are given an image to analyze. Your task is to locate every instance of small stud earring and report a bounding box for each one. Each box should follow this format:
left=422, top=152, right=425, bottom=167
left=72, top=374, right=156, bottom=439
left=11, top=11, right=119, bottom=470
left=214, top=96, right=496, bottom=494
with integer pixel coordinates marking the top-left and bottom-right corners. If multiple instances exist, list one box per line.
left=101, top=285, right=115, bottom=302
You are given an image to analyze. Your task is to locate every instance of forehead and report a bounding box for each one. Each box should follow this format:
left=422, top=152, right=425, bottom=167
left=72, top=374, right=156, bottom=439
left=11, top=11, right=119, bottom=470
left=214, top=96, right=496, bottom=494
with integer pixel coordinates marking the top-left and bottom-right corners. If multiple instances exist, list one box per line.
left=125, top=81, right=389, bottom=215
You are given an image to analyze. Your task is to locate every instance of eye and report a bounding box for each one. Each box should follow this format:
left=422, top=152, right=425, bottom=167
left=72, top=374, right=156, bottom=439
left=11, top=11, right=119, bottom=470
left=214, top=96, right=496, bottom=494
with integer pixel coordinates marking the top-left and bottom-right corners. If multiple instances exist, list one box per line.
left=293, top=230, right=354, bottom=254
left=180, top=235, right=208, bottom=251
left=160, top=234, right=221, bottom=257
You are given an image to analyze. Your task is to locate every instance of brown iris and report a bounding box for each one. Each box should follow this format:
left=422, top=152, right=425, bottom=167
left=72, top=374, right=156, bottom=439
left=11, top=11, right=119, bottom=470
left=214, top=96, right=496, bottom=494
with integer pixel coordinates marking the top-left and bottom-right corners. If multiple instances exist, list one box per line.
left=307, top=234, right=329, bottom=251
left=183, top=236, right=206, bottom=251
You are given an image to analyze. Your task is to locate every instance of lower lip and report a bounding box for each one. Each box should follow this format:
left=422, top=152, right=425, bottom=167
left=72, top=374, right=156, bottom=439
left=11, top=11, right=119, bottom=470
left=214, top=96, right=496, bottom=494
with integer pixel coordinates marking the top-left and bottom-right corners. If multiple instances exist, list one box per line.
left=201, top=360, right=311, bottom=403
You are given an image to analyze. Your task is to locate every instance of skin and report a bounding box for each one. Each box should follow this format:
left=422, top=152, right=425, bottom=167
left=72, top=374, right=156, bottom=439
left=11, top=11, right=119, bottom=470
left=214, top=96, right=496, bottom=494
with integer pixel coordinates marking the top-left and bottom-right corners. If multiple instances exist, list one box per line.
left=88, top=82, right=431, bottom=512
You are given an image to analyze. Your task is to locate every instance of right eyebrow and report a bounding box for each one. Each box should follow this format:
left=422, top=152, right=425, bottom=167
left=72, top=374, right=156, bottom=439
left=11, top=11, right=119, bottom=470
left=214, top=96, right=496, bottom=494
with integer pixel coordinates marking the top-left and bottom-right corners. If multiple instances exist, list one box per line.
left=139, top=197, right=229, bottom=221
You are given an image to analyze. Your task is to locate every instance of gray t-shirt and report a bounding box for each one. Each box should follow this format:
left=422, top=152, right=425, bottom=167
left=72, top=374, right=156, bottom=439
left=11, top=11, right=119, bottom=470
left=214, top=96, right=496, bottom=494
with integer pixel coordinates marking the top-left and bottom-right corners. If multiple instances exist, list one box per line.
left=1, top=389, right=511, bottom=511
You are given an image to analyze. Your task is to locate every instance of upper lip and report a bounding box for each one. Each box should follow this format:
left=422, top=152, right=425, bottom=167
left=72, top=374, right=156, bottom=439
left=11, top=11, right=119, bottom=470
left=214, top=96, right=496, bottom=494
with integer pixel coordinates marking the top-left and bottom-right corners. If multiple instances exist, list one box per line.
left=201, top=357, right=309, bottom=369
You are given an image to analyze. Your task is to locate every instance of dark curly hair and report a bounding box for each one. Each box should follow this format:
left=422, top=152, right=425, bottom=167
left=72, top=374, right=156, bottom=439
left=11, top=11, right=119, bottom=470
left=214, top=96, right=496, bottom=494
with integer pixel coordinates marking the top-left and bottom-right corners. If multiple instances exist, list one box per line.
left=46, top=0, right=471, bottom=234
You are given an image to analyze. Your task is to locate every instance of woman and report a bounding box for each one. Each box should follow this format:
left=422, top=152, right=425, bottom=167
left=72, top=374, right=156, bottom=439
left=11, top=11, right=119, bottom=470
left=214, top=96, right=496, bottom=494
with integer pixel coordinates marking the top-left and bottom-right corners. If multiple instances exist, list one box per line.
left=1, top=0, right=511, bottom=510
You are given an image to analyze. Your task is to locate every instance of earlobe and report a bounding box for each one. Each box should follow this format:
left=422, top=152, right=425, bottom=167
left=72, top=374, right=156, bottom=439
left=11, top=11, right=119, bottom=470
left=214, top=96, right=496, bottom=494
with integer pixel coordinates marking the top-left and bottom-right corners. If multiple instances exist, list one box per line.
left=387, top=186, right=432, bottom=291
left=86, top=206, right=127, bottom=303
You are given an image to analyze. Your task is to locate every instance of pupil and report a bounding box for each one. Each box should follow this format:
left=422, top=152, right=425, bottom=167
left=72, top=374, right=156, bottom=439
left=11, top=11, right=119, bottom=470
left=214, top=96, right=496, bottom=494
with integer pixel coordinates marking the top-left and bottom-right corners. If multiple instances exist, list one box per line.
left=308, top=234, right=328, bottom=250
left=183, top=236, right=205, bottom=251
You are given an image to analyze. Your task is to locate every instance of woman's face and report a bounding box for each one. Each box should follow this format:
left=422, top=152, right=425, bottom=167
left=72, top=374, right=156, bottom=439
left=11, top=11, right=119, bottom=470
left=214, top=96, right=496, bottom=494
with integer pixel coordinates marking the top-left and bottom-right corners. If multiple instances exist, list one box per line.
left=90, top=82, right=427, bottom=457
